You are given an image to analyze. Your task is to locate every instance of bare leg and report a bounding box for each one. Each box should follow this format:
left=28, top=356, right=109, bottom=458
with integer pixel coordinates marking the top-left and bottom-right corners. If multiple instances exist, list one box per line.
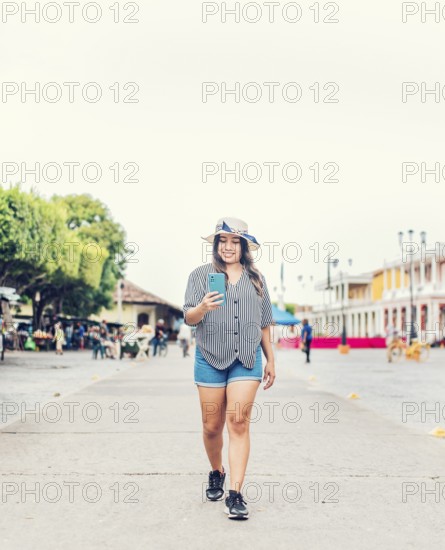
left=197, top=385, right=227, bottom=472
left=225, top=380, right=261, bottom=492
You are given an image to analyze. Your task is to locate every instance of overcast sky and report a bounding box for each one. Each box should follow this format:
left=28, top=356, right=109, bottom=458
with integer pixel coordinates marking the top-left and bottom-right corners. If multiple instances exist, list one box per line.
left=1, top=1, right=444, bottom=307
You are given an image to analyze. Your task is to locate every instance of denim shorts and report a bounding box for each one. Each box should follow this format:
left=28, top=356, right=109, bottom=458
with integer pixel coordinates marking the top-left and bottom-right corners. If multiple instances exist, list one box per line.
left=194, top=345, right=263, bottom=387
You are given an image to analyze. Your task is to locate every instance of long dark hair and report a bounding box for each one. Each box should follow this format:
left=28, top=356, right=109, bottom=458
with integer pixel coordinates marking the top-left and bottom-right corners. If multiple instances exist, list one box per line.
left=211, top=234, right=264, bottom=298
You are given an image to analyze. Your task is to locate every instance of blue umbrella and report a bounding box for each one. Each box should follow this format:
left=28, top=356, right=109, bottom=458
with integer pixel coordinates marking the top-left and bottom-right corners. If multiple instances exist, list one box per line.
left=271, top=304, right=301, bottom=325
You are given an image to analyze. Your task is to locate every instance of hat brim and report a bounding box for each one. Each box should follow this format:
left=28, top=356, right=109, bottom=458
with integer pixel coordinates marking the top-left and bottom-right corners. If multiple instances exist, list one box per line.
left=201, top=231, right=260, bottom=250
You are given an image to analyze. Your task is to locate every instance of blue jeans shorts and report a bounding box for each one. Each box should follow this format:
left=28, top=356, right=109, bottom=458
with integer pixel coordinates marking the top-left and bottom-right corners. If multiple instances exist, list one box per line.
left=194, top=345, right=263, bottom=387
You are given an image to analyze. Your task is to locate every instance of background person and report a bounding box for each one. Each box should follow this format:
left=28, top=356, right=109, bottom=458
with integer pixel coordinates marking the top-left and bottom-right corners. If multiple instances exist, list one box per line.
left=301, top=318, right=313, bottom=363
left=91, top=326, right=104, bottom=359
left=152, top=318, right=167, bottom=356
left=177, top=320, right=191, bottom=358
left=65, top=323, right=73, bottom=350
left=100, top=326, right=117, bottom=359
left=77, top=323, right=85, bottom=349
left=53, top=322, right=64, bottom=356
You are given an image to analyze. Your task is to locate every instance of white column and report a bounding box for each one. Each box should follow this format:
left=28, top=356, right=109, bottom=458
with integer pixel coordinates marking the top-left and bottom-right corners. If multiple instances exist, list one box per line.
left=391, top=267, right=396, bottom=291
left=431, top=257, right=437, bottom=289
left=396, top=307, right=401, bottom=331
left=400, top=264, right=405, bottom=290
left=377, top=310, right=383, bottom=335
left=383, top=265, right=387, bottom=295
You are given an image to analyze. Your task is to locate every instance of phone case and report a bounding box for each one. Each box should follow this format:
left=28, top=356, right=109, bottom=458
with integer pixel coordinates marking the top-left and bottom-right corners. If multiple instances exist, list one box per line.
left=208, top=273, right=226, bottom=306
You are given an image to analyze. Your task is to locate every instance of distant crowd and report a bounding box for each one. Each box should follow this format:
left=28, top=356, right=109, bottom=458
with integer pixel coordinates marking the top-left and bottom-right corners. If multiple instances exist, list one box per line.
left=49, top=318, right=194, bottom=360
left=52, top=320, right=121, bottom=358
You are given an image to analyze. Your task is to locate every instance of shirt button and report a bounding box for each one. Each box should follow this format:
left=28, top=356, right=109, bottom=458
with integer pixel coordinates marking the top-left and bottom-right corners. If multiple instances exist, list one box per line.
left=235, top=349, right=238, bottom=353
left=235, top=316, right=238, bottom=319
left=234, top=301, right=238, bottom=304
left=234, top=332, right=238, bottom=335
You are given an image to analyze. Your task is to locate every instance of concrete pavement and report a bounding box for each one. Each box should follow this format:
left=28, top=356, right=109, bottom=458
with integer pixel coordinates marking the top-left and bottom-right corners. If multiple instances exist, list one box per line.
left=0, top=346, right=444, bottom=549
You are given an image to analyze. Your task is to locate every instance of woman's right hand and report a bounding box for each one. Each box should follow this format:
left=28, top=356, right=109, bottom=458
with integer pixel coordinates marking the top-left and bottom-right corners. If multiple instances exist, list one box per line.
left=199, top=291, right=224, bottom=313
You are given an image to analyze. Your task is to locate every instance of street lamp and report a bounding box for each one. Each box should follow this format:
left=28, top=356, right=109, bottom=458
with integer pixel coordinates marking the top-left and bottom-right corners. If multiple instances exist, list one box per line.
left=398, top=230, right=426, bottom=344
left=323, top=258, right=339, bottom=343
left=333, top=258, right=353, bottom=349
left=325, top=258, right=339, bottom=292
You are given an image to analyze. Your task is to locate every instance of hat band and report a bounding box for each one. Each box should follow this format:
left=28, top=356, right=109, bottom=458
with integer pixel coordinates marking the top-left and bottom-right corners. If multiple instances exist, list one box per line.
left=216, top=220, right=260, bottom=246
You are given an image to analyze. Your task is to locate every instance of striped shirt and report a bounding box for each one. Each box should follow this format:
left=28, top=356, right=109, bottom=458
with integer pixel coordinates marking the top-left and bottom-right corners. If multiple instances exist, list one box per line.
left=183, top=263, right=274, bottom=370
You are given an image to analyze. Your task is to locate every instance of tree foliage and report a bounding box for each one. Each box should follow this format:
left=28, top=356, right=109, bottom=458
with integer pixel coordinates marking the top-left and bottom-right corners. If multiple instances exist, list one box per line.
left=0, top=185, right=128, bottom=326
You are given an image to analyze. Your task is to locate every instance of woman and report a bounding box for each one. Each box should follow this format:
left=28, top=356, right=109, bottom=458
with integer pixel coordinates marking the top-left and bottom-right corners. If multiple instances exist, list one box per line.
left=91, top=326, right=104, bottom=359
left=183, top=217, right=275, bottom=520
left=53, top=322, right=65, bottom=356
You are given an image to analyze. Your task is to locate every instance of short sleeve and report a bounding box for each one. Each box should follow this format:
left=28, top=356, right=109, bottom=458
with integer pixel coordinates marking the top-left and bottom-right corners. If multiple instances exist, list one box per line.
left=261, top=275, right=274, bottom=328
left=183, top=272, right=200, bottom=326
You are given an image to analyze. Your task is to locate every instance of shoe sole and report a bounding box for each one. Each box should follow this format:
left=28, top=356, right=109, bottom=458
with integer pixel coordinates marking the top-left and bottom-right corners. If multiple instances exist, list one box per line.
left=206, top=494, right=224, bottom=501
left=224, top=506, right=249, bottom=519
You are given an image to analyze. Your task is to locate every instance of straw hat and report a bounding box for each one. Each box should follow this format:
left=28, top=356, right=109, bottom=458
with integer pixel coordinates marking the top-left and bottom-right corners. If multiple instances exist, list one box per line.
left=201, top=217, right=260, bottom=250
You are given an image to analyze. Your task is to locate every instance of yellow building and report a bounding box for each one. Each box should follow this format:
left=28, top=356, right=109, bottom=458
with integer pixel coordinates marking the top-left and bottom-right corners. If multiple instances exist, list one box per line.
left=308, top=251, right=445, bottom=341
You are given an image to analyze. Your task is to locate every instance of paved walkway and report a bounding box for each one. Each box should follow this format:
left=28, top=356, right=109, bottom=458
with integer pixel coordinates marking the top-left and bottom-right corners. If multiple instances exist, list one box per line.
left=0, top=346, right=444, bottom=549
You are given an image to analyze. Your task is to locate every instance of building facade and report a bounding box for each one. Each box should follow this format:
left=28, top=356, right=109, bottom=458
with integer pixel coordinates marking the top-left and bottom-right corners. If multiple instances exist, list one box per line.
left=94, top=279, right=183, bottom=332
left=305, top=250, right=445, bottom=342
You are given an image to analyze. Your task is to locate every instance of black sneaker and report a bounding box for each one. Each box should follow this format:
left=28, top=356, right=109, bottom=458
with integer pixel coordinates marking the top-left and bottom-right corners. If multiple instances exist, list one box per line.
left=224, top=490, right=249, bottom=520
left=206, top=467, right=226, bottom=501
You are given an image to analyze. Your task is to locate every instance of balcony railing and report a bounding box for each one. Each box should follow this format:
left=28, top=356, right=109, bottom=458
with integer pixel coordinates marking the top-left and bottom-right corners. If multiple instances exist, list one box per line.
left=311, top=299, right=373, bottom=313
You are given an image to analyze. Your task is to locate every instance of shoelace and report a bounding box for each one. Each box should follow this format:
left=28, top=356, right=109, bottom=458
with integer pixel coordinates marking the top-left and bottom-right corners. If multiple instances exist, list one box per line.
left=229, top=493, right=246, bottom=507
left=209, top=471, right=223, bottom=489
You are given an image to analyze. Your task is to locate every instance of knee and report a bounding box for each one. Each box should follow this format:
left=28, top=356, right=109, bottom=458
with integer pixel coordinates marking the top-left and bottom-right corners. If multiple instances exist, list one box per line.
left=227, top=416, right=249, bottom=437
left=203, top=420, right=224, bottom=438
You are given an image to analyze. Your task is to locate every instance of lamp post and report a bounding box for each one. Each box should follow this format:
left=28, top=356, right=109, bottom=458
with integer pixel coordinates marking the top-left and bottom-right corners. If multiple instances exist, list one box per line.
left=321, top=257, right=338, bottom=347
left=325, top=258, right=339, bottom=295
left=333, top=258, right=353, bottom=352
left=398, top=230, right=426, bottom=344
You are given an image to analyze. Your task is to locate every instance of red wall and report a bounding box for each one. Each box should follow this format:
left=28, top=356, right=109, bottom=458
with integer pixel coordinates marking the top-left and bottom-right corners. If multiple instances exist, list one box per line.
left=279, top=337, right=386, bottom=349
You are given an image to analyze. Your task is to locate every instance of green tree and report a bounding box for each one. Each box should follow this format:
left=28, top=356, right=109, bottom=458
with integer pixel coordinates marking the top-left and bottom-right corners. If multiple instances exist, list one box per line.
left=0, top=186, right=128, bottom=327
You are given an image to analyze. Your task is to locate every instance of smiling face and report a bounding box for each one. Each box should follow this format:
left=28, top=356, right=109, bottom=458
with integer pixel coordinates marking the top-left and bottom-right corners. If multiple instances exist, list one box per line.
left=217, top=233, right=243, bottom=265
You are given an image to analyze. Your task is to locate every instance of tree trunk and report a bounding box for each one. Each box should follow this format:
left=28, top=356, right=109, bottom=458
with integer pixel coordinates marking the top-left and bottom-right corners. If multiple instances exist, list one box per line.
left=32, top=300, right=46, bottom=331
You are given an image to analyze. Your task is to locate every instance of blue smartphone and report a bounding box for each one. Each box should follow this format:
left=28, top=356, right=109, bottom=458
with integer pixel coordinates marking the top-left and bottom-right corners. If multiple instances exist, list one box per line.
left=208, top=273, right=226, bottom=306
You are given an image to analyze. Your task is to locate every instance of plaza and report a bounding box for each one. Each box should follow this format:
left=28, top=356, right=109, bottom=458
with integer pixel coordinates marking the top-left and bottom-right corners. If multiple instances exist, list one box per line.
left=1, top=346, right=444, bottom=549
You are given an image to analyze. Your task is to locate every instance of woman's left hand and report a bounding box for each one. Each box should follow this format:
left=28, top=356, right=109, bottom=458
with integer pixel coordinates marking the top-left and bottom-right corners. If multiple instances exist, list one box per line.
left=263, top=361, right=276, bottom=390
